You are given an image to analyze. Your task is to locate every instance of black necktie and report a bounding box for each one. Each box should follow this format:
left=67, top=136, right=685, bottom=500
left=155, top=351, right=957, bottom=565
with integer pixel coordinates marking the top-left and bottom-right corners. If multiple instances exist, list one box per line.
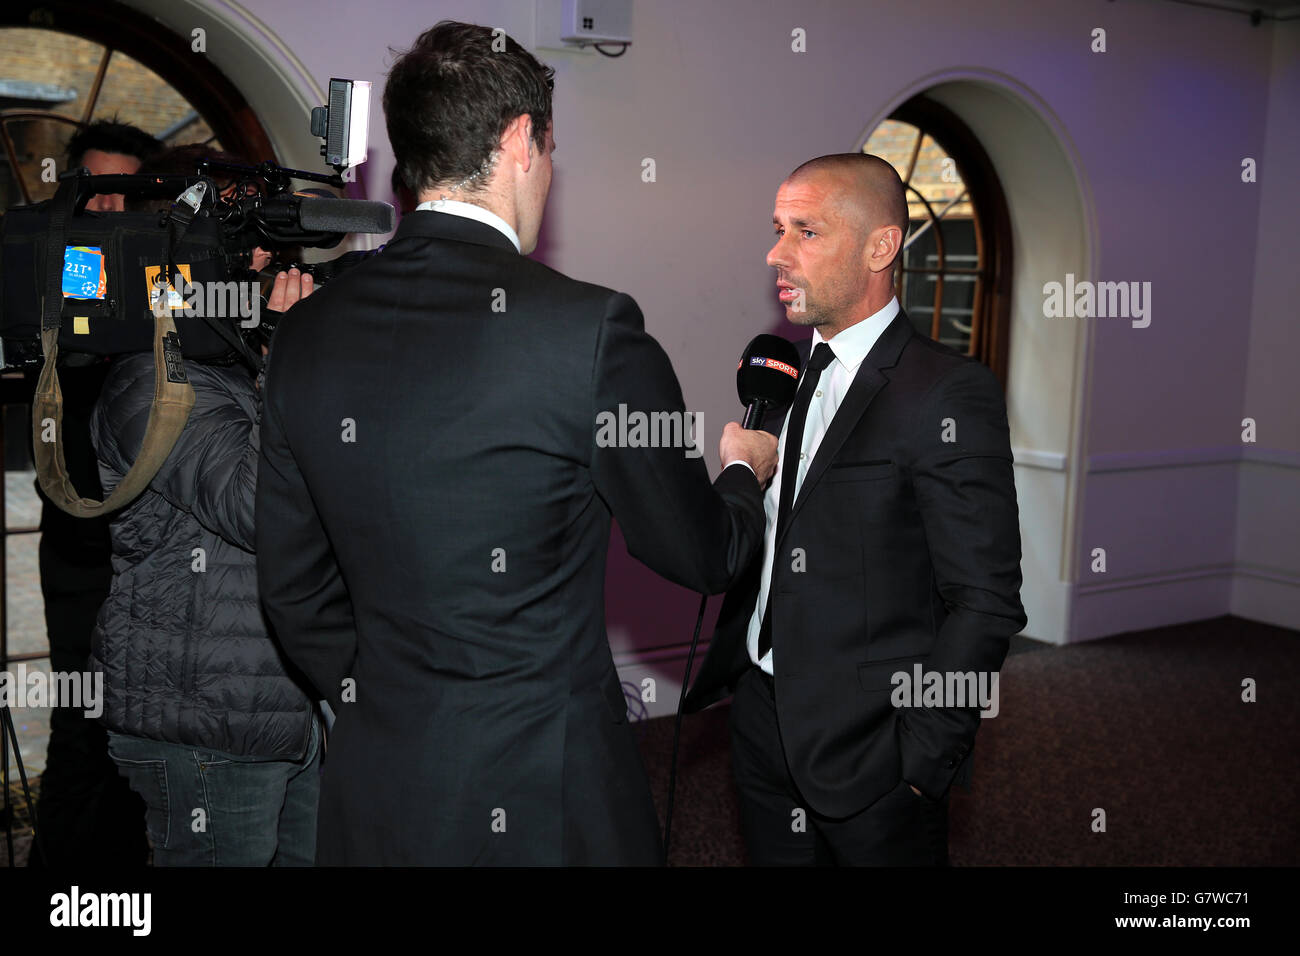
left=758, top=342, right=835, bottom=659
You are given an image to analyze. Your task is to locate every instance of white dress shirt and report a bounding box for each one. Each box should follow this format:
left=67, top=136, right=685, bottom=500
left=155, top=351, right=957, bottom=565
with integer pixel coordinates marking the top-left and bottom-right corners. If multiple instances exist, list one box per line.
left=415, top=198, right=521, bottom=253
left=746, top=297, right=901, bottom=674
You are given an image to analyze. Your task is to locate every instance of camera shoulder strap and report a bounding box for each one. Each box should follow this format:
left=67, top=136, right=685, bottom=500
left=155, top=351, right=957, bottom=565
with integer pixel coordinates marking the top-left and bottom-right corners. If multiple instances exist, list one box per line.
left=32, top=176, right=196, bottom=517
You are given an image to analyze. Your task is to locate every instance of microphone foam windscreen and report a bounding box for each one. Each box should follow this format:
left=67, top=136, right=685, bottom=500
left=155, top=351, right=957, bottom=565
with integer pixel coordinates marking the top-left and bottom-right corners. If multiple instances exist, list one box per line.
left=297, top=198, right=396, bottom=234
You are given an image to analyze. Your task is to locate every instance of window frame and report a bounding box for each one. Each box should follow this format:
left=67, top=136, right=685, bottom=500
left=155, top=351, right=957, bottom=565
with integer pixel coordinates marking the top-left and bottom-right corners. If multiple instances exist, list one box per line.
left=1, top=0, right=276, bottom=197
left=875, top=95, right=1014, bottom=388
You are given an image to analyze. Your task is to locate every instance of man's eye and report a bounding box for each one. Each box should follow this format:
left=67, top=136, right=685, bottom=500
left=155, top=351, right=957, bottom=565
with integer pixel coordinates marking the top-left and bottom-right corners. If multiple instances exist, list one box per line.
left=802, top=230, right=816, bottom=239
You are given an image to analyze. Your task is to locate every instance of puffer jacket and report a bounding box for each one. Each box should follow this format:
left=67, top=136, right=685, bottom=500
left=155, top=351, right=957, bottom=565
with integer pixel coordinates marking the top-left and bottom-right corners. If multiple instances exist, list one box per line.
left=88, top=351, right=313, bottom=759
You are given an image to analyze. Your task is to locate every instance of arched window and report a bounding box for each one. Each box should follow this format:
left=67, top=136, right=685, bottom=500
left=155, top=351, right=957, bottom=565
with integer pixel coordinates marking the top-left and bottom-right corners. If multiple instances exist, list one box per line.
left=863, top=95, right=1013, bottom=386
left=0, top=3, right=278, bottom=771
left=0, top=0, right=276, bottom=208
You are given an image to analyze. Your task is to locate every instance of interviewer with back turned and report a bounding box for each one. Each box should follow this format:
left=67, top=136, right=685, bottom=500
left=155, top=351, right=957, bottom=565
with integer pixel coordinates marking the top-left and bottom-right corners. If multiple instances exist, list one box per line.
left=254, top=21, right=777, bottom=866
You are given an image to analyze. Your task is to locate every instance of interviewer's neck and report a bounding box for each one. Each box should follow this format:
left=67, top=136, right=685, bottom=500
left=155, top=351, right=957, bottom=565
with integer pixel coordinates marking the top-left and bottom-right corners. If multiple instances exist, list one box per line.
left=418, top=184, right=518, bottom=237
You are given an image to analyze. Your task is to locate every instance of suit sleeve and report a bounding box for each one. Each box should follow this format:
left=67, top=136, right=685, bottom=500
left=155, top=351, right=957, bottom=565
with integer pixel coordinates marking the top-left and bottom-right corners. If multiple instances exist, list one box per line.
left=589, top=293, right=766, bottom=594
left=899, top=360, right=1027, bottom=799
left=255, top=330, right=357, bottom=706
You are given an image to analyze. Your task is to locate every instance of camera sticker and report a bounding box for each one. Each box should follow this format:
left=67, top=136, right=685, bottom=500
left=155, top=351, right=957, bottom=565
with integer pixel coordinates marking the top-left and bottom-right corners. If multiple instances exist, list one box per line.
left=144, top=264, right=193, bottom=312
left=62, top=245, right=107, bottom=299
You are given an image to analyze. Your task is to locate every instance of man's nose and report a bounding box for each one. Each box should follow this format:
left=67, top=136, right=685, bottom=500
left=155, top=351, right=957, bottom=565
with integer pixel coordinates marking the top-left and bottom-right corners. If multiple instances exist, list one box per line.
left=766, top=237, right=787, bottom=269
left=86, top=194, right=124, bottom=212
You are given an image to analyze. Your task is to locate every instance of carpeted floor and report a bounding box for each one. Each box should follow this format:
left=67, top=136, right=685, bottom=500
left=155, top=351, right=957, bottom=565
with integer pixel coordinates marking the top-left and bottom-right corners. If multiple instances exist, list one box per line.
left=637, top=616, right=1300, bottom=865
left=4, top=614, right=1295, bottom=867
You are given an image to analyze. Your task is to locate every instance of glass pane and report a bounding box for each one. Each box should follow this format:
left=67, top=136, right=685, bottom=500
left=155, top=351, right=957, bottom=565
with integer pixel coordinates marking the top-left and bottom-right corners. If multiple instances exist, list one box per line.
left=863, top=119, right=919, bottom=183
left=934, top=273, right=976, bottom=353
left=92, top=49, right=199, bottom=140
left=903, top=217, right=978, bottom=353
left=901, top=267, right=937, bottom=337
left=866, top=107, right=1000, bottom=367
left=904, top=201, right=943, bottom=271
left=0, top=116, right=80, bottom=206
left=940, top=215, right=978, bottom=356
left=162, top=114, right=221, bottom=151
left=909, top=134, right=971, bottom=219
left=0, top=28, right=104, bottom=123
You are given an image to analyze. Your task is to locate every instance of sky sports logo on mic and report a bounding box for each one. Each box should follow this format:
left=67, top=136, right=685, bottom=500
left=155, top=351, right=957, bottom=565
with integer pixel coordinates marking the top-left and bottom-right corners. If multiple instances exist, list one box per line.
left=747, top=355, right=799, bottom=379
left=595, top=404, right=703, bottom=459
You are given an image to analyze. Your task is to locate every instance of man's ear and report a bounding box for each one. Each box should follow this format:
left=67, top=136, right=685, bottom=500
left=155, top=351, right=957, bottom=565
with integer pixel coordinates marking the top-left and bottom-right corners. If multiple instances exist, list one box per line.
left=500, top=114, right=534, bottom=173
left=867, top=224, right=903, bottom=275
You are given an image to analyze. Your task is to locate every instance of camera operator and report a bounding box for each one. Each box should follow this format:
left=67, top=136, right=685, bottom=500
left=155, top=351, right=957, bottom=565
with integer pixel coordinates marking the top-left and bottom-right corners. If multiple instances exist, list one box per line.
left=87, top=145, right=321, bottom=866
left=28, top=120, right=162, bottom=869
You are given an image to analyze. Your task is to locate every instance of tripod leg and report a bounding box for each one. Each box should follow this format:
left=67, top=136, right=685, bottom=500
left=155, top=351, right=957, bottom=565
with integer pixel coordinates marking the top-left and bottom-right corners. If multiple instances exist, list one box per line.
left=2, top=702, right=10, bottom=868
left=0, top=704, right=44, bottom=866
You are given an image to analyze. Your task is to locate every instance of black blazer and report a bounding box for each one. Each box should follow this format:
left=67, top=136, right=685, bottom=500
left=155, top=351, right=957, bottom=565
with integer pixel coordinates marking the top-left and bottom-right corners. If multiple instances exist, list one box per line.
left=255, top=211, right=765, bottom=864
left=685, top=310, right=1027, bottom=817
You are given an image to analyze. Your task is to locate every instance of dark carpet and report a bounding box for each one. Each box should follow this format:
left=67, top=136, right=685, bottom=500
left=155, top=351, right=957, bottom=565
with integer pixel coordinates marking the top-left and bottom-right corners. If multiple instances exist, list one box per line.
left=5, top=615, right=1294, bottom=867
left=637, top=615, right=1300, bottom=866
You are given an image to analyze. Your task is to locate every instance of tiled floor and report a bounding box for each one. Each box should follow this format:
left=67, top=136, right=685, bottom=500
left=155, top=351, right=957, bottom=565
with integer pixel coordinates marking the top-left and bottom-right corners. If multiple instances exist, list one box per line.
left=3, top=469, right=51, bottom=778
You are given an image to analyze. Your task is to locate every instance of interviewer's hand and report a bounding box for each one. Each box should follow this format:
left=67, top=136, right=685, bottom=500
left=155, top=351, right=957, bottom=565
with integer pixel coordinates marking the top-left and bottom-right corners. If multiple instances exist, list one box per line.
left=720, top=421, right=778, bottom=485
left=267, top=268, right=313, bottom=312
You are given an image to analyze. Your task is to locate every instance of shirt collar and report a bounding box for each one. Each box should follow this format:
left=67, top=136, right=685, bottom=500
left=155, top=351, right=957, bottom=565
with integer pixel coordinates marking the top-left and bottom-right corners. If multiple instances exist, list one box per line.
left=812, top=297, right=900, bottom=372
left=414, top=198, right=521, bottom=253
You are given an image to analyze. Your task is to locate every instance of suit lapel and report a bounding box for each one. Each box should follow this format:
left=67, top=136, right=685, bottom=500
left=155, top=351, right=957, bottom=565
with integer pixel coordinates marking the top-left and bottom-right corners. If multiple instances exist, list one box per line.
left=778, top=310, right=914, bottom=547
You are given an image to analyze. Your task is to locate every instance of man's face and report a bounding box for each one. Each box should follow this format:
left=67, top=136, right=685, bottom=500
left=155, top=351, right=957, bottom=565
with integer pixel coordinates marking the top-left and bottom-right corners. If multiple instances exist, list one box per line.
left=766, top=172, right=871, bottom=336
left=78, top=149, right=142, bottom=212
left=517, top=122, right=554, bottom=255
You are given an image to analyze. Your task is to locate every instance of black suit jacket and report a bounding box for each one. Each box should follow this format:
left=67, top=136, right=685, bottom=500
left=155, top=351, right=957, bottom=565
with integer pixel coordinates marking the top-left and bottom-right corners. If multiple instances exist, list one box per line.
left=685, top=310, right=1026, bottom=817
left=255, top=211, right=765, bottom=864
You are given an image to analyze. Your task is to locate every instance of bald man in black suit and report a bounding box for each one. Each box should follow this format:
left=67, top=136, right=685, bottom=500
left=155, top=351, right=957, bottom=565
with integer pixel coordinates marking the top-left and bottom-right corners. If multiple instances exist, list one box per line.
left=687, top=154, right=1026, bottom=865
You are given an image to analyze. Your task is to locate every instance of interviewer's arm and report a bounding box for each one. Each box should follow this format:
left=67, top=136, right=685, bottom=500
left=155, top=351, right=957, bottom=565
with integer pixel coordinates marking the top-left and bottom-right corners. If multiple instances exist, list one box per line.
left=255, top=312, right=357, bottom=707
left=589, top=293, right=770, bottom=594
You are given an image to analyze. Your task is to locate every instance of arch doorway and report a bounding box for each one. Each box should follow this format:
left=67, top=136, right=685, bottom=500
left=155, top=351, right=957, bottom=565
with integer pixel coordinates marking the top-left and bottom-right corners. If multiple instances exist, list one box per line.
left=862, top=95, right=1014, bottom=388
left=862, top=75, right=1097, bottom=644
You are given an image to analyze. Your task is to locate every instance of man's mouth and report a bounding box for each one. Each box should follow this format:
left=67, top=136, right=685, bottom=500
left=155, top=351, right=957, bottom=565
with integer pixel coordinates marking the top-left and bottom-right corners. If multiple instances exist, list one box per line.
left=776, top=281, right=800, bottom=303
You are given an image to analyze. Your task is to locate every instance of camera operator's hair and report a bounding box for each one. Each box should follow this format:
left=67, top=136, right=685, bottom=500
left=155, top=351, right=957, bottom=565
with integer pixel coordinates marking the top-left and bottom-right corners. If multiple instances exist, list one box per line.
left=384, top=21, right=555, bottom=199
left=65, top=119, right=162, bottom=169
left=125, top=144, right=254, bottom=213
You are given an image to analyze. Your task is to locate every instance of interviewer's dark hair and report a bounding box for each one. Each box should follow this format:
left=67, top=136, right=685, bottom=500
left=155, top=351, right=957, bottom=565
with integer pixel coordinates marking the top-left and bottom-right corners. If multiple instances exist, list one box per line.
left=384, top=21, right=555, bottom=199
left=65, top=119, right=161, bottom=169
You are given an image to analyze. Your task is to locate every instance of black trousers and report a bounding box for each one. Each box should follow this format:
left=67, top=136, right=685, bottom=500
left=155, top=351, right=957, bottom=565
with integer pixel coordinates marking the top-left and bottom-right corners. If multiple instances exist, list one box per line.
left=26, top=362, right=148, bottom=868
left=729, top=666, right=949, bottom=866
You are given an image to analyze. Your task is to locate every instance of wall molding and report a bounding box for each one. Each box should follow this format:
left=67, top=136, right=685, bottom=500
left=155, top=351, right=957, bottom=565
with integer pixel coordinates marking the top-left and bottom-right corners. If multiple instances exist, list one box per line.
left=612, top=641, right=706, bottom=670
left=1076, top=562, right=1299, bottom=595
left=1088, top=445, right=1300, bottom=473
left=1012, top=447, right=1068, bottom=471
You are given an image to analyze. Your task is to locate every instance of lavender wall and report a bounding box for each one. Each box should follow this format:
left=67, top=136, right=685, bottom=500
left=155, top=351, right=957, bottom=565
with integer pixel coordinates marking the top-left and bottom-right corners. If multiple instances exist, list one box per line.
left=130, top=0, right=1298, bottom=711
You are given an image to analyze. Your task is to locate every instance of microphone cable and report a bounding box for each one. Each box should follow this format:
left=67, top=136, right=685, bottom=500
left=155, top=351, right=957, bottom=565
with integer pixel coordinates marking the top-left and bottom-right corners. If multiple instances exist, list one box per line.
left=662, top=591, right=709, bottom=864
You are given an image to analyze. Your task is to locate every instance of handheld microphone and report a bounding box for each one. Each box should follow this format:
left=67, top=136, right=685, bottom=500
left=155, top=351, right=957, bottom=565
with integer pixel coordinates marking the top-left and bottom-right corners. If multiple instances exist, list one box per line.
left=664, top=332, right=804, bottom=863
left=736, top=333, right=802, bottom=429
